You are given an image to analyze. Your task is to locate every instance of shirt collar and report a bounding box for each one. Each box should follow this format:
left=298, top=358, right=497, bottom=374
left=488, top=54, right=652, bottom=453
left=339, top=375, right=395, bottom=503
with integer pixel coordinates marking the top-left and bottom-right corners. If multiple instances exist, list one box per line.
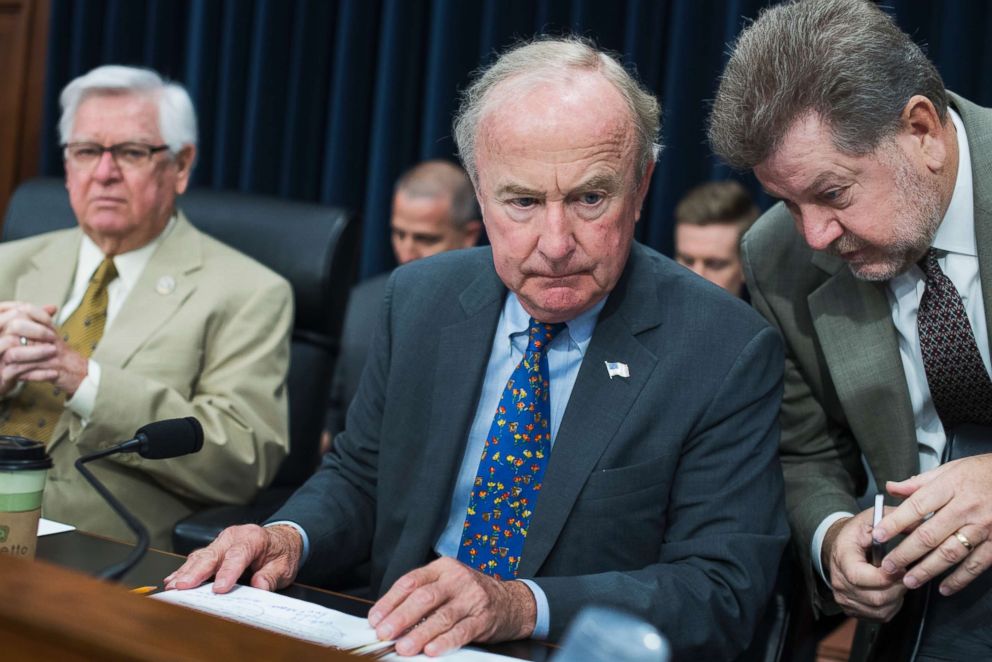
left=502, top=291, right=606, bottom=357
left=932, top=108, right=975, bottom=257
left=77, top=214, right=177, bottom=289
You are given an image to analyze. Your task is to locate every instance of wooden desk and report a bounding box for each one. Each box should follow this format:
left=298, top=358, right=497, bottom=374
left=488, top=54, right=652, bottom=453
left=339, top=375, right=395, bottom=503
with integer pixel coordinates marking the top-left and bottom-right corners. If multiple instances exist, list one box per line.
left=36, top=530, right=552, bottom=661
left=0, top=552, right=353, bottom=660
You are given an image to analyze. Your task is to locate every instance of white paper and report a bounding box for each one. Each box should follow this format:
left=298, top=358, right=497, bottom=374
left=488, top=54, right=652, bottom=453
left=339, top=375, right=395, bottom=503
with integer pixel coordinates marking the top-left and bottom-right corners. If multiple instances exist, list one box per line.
left=153, top=583, right=519, bottom=660
left=38, top=517, right=76, bottom=536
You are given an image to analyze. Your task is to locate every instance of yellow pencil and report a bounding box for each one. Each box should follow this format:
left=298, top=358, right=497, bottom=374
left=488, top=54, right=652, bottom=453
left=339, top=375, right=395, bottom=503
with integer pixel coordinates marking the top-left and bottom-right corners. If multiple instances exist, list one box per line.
left=130, top=586, right=157, bottom=595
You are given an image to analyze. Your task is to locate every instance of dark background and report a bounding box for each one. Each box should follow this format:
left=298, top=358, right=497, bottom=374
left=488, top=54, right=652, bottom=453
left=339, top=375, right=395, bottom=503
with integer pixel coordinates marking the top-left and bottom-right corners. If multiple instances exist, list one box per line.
left=37, top=0, right=992, bottom=279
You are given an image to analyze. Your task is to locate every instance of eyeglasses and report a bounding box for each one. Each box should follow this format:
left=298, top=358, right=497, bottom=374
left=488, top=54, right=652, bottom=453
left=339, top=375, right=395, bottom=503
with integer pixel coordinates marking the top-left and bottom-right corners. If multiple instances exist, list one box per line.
left=62, top=142, right=170, bottom=170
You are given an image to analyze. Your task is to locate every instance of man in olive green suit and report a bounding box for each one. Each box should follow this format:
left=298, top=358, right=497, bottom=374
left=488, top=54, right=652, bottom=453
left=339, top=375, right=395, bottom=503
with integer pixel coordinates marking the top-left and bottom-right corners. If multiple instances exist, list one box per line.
left=0, top=66, right=290, bottom=549
left=710, top=1, right=992, bottom=659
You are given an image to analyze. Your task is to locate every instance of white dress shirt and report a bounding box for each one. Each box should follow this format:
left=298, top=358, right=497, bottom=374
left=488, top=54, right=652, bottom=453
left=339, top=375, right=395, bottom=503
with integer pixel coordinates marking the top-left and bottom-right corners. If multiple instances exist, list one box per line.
left=56, top=216, right=176, bottom=422
left=812, top=109, right=988, bottom=581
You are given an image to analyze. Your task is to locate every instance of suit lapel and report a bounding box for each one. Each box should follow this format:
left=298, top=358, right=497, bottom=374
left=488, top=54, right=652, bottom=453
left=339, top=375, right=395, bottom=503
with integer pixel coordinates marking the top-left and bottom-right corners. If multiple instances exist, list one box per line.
left=385, top=265, right=505, bottom=581
left=957, top=94, right=992, bottom=348
left=15, top=231, right=80, bottom=310
left=808, top=256, right=918, bottom=481
left=93, top=213, right=202, bottom=369
left=519, top=247, right=662, bottom=576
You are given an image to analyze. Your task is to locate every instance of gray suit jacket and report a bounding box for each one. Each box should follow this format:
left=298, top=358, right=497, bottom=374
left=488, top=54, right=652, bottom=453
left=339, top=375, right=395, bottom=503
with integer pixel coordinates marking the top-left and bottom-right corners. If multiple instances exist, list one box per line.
left=0, top=213, right=292, bottom=548
left=742, top=94, right=992, bottom=658
left=275, top=242, right=788, bottom=657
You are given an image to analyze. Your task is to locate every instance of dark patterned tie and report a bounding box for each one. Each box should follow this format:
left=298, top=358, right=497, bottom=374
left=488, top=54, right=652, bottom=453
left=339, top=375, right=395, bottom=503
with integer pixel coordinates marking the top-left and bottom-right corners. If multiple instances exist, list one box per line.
left=457, top=318, right=565, bottom=579
left=917, top=248, right=992, bottom=427
left=1, top=257, right=118, bottom=442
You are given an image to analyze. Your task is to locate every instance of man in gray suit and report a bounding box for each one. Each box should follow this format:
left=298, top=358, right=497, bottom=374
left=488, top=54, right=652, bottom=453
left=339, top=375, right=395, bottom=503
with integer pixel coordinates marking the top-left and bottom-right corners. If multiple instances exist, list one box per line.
left=169, top=37, right=788, bottom=658
left=710, top=0, right=992, bottom=658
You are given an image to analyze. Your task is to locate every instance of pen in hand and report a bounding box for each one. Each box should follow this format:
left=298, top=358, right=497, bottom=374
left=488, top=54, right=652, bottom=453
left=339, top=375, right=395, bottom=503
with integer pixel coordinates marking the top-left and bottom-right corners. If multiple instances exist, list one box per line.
left=871, top=493, right=884, bottom=567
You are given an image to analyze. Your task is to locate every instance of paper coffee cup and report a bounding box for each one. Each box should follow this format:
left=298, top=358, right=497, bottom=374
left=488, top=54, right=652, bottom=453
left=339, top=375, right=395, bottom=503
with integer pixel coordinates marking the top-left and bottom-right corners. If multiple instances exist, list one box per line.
left=0, top=435, right=53, bottom=560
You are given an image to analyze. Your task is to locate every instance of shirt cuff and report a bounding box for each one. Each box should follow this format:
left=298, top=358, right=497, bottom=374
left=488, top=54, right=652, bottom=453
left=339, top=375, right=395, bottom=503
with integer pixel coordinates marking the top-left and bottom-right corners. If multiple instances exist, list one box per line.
left=517, top=579, right=549, bottom=639
left=65, top=359, right=100, bottom=423
left=265, top=520, right=310, bottom=567
left=812, top=511, right=855, bottom=585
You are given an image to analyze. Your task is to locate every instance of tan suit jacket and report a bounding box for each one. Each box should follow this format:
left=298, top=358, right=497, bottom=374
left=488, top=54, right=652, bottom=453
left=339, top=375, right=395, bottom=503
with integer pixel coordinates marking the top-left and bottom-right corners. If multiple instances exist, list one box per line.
left=742, top=93, right=992, bottom=660
left=0, top=212, right=291, bottom=548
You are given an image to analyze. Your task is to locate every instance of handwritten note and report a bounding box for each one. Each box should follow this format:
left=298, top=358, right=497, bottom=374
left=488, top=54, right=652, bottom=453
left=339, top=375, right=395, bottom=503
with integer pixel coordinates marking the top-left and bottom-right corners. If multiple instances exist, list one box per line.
left=153, top=583, right=520, bottom=660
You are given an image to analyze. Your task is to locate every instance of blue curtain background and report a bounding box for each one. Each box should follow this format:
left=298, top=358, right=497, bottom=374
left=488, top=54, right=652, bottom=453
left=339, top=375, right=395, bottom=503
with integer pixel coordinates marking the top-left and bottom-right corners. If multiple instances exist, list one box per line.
left=38, top=0, right=992, bottom=280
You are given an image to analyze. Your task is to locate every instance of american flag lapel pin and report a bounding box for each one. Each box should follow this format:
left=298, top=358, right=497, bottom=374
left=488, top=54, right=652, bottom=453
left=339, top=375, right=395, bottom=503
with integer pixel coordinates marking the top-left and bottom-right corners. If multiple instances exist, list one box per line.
left=605, top=361, right=630, bottom=380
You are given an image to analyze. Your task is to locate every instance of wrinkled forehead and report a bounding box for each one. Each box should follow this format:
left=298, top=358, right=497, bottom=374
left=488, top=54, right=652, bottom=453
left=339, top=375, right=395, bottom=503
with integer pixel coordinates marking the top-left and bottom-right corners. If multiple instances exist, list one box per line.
left=476, top=71, right=638, bottom=168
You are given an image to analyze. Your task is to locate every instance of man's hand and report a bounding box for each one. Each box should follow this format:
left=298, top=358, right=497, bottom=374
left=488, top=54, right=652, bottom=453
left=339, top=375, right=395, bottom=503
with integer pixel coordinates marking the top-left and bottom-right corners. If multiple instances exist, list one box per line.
left=164, top=524, right=303, bottom=594
left=875, top=455, right=992, bottom=596
left=824, top=510, right=907, bottom=621
left=367, top=557, right=536, bottom=657
left=0, top=302, right=58, bottom=395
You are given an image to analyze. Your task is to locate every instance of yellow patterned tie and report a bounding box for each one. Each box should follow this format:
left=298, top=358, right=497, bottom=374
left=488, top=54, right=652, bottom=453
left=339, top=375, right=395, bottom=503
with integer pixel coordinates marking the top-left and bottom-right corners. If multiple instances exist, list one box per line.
left=1, top=257, right=118, bottom=442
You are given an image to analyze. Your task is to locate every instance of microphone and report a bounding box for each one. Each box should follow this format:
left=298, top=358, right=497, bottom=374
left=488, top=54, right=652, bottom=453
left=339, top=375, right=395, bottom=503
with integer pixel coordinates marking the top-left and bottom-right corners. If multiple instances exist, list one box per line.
left=74, top=417, right=204, bottom=581
left=116, top=417, right=204, bottom=459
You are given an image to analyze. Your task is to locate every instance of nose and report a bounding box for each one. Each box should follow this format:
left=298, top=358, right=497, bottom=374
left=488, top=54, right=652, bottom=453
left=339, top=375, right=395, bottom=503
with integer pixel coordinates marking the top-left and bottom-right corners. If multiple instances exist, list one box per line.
left=797, top=205, right=844, bottom=251
left=92, top=149, right=123, bottom=182
left=536, top=202, right=576, bottom=261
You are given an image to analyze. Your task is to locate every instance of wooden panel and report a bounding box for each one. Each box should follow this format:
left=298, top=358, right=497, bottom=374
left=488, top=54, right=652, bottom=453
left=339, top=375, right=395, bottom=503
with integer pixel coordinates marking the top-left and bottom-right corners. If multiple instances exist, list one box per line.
left=0, top=0, right=49, bottom=223
left=0, top=554, right=361, bottom=660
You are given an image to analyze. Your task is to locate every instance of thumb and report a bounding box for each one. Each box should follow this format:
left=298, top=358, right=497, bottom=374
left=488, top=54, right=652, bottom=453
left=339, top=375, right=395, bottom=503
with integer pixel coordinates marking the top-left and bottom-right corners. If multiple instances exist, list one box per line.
left=250, top=571, right=274, bottom=591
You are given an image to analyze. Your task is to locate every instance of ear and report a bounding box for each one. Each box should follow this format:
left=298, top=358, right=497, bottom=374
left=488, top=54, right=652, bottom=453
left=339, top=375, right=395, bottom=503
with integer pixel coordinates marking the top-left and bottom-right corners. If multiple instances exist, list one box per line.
left=462, top=220, right=483, bottom=248
left=897, top=95, right=951, bottom=173
left=633, top=159, right=656, bottom=222
left=173, top=145, right=197, bottom=195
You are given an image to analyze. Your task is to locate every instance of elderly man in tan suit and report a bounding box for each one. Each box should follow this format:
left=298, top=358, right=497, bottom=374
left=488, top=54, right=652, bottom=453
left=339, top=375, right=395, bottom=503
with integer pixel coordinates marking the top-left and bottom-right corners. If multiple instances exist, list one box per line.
left=0, top=65, right=291, bottom=549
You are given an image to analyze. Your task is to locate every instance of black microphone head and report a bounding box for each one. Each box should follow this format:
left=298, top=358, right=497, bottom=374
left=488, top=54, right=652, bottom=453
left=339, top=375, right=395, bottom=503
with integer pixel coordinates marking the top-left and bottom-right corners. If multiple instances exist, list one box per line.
left=134, top=417, right=204, bottom=459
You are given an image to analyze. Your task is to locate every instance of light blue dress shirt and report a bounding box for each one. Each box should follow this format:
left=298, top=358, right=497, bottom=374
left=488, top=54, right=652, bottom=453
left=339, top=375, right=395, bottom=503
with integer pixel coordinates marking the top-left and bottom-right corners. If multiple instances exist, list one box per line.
left=433, top=292, right=604, bottom=638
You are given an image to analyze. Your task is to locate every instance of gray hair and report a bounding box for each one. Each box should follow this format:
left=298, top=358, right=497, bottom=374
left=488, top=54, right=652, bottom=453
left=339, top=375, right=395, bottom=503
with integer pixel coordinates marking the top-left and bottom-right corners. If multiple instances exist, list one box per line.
left=708, top=0, right=947, bottom=170
left=453, top=36, right=661, bottom=184
left=59, top=65, right=198, bottom=153
left=395, top=159, right=479, bottom=229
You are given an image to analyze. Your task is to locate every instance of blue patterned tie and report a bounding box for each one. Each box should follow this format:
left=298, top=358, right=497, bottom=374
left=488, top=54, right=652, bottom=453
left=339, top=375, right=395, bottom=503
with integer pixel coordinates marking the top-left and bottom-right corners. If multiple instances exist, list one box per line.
left=457, top=318, right=566, bottom=579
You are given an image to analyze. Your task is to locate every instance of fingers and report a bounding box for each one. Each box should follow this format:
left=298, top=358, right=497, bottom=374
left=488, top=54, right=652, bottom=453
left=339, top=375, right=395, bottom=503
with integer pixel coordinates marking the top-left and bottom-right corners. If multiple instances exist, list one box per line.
left=875, top=476, right=953, bottom=544
left=370, top=563, right=441, bottom=638
left=369, top=558, right=533, bottom=657
left=248, top=524, right=305, bottom=592
left=940, top=539, right=992, bottom=596
left=828, top=510, right=907, bottom=621
left=0, top=303, right=57, bottom=339
left=165, top=524, right=272, bottom=592
left=2, top=342, right=58, bottom=366
left=892, top=525, right=989, bottom=592
left=834, top=585, right=906, bottom=622
left=880, top=514, right=969, bottom=578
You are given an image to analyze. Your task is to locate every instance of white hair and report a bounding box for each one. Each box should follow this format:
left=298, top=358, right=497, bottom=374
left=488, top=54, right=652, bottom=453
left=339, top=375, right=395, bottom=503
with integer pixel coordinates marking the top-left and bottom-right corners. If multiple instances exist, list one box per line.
left=59, top=65, right=198, bottom=153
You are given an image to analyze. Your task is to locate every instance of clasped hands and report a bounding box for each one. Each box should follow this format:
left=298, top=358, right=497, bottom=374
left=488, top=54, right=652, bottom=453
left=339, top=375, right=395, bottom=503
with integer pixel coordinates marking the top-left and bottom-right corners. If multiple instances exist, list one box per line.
left=165, top=524, right=536, bottom=657
left=824, top=454, right=992, bottom=621
left=0, top=302, right=87, bottom=398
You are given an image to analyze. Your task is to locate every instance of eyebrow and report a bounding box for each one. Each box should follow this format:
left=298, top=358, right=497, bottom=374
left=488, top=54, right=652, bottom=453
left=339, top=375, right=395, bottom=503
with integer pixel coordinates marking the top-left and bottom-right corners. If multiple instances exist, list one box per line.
left=761, top=171, right=848, bottom=200
left=494, top=172, right=624, bottom=199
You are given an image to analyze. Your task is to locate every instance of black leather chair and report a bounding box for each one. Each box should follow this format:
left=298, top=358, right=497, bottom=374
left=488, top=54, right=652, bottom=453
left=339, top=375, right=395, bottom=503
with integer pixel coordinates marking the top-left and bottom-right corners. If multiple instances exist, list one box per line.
left=2, top=177, right=359, bottom=553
